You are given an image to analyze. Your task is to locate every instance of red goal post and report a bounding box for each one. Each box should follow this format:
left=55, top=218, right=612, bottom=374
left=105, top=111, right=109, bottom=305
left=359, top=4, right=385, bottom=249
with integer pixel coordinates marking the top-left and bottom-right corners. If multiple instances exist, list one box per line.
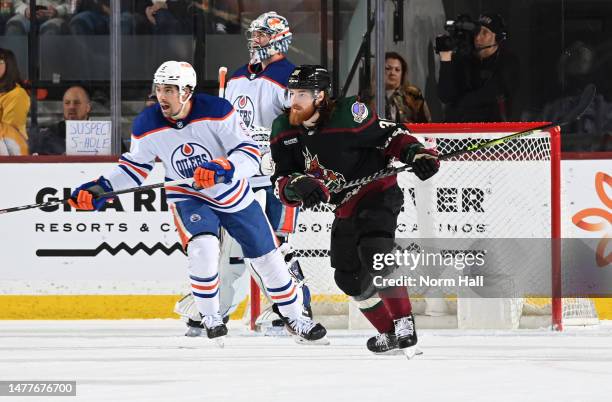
left=249, top=122, right=602, bottom=331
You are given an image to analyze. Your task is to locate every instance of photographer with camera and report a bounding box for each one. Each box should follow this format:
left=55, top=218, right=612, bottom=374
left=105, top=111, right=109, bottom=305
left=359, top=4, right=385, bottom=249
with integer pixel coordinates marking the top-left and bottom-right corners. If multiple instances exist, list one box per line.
left=435, top=13, right=520, bottom=122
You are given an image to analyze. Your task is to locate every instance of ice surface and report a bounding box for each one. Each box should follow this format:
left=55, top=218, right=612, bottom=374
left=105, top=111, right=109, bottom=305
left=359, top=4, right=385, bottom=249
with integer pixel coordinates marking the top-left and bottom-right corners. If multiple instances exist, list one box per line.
left=1, top=320, right=611, bottom=402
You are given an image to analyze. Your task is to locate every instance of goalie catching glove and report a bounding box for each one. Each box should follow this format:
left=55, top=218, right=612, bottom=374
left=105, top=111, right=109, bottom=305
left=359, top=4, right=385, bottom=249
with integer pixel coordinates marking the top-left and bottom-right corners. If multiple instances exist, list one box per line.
left=193, top=158, right=235, bottom=188
left=400, top=143, right=440, bottom=181
left=284, top=174, right=330, bottom=208
left=68, top=176, right=114, bottom=211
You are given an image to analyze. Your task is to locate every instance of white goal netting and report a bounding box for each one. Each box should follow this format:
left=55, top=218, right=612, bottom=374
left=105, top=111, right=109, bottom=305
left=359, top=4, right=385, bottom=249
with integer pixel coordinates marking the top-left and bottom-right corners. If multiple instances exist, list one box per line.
left=255, top=123, right=598, bottom=330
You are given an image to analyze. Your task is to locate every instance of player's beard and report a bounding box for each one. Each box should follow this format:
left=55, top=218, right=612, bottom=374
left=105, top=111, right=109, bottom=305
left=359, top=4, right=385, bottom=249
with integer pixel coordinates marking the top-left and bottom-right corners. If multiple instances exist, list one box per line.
left=289, top=103, right=316, bottom=126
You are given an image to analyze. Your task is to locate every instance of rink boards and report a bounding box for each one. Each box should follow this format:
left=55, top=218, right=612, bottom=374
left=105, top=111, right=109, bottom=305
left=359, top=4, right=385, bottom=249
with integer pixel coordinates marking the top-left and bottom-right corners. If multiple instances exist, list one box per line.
left=0, top=158, right=610, bottom=319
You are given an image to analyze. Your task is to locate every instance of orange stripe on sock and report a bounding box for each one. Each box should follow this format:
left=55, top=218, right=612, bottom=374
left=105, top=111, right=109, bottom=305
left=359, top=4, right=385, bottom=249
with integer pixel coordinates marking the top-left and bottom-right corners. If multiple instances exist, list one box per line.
left=191, top=279, right=220, bottom=291
left=270, top=285, right=296, bottom=301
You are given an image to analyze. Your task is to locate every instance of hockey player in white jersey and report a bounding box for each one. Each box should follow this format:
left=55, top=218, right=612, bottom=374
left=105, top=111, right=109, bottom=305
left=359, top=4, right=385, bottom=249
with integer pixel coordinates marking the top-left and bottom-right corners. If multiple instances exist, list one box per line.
left=67, top=60, right=327, bottom=344
left=177, top=12, right=315, bottom=335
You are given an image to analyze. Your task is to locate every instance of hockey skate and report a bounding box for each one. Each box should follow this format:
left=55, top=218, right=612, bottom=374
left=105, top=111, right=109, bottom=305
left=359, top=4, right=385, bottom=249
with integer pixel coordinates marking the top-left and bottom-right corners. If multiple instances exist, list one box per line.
left=366, top=331, right=401, bottom=355
left=394, top=314, right=419, bottom=359
left=201, top=314, right=228, bottom=347
left=185, top=318, right=205, bottom=337
left=185, top=315, right=229, bottom=337
left=281, top=315, right=329, bottom=345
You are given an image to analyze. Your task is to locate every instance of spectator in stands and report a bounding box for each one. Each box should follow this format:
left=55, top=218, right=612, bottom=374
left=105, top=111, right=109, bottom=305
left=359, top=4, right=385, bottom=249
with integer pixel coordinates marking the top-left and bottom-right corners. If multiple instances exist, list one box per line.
left=143, top=0, right=192, bottom=34
left=6, top=0, right=72, bottom=35
left=437, top=13, right=520, bottom=122
left=372, top=52, right=431, bottom=123
left=143, top=1, right=239, bottom=35
left=69, top=0, right=148, bottom=35
left=537, top=41, right=611, bottom=151
left=0, top=48, right=30, bottom=155
left=31, top=85, right=91, bottom=155
left=192, top=0, right=240, bottom=34
left=0, top=2, right=15, bottom=34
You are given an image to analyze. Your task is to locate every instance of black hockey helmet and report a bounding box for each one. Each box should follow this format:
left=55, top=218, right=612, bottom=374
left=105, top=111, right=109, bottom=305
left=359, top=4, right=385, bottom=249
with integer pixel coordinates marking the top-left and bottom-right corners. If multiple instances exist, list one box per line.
left=288, top=65, right=331, bottom=92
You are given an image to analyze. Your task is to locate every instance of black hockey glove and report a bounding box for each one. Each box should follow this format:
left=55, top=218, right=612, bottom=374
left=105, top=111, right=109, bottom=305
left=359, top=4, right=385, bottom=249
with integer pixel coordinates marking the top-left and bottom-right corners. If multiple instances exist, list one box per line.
left=286, top=175, right=330, bottom=208
left=401, top=143, right=440, bottom=181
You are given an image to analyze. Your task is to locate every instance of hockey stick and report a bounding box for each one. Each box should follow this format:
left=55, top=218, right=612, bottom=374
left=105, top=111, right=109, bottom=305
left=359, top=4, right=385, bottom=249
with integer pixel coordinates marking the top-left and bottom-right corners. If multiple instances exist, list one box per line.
left=0, top=177, right=196, bottom=215
left=330, top=84, right=596, bottom=193
left=218, top=66, right=228, bottom=98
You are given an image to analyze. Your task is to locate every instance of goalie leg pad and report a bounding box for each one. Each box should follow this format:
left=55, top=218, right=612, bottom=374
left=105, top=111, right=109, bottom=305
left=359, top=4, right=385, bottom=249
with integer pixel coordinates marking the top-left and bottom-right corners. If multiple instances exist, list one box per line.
left=187, top=234, right=221, bottom=316
left=174, top=293, right=201, bottom=322
left=218, top=256, right=249, bottom=318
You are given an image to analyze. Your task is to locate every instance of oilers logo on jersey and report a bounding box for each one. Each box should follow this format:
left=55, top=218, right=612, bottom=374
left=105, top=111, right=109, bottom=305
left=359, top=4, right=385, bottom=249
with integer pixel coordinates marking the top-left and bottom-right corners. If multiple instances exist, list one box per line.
left=232, top=95, right=255, bottom=128
left=171, top=143, right=213, bottom=178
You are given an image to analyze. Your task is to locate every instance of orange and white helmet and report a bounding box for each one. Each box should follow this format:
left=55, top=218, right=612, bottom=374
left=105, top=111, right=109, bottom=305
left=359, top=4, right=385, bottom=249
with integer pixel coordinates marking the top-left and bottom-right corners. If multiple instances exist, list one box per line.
left=246, top=12, right=292, bottom=63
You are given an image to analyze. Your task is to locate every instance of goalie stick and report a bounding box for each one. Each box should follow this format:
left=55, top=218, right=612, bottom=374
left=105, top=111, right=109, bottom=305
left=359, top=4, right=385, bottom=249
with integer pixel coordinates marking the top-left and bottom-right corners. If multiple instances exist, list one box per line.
left=329, top=83, right=596, bottom=193
left=218, top=66, right=228, bottom=98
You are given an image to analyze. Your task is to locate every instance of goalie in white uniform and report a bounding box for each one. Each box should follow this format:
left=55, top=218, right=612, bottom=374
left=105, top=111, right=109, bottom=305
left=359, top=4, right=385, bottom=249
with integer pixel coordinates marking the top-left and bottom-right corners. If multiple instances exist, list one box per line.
left=174, top=11, right=314, bottom=334
left=68, top=60, right=327, bottom=344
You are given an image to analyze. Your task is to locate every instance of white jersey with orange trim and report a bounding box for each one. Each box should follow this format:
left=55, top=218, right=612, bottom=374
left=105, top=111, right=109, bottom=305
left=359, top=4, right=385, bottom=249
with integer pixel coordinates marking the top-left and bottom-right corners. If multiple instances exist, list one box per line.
left=105, top=93, right=261, bottom=213
left=225, top=57, right=295, bottom=187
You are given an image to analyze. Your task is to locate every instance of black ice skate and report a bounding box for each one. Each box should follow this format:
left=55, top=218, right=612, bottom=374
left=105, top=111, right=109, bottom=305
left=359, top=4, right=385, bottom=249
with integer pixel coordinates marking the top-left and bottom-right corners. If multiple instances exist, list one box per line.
left=202, top=314, right=228, bottom=347
left=185, top=318, right=205, bottom=337
left=185, top=315, right=229, bottom=337
left=394, top=314, right=419, bottom=359
left=366, top=331, right=401, bottom=355
left=282, top=315, right=329, bottom=345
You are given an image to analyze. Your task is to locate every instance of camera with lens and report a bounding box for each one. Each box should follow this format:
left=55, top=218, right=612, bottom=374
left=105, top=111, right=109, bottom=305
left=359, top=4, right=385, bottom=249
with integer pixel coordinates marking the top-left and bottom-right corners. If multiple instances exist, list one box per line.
left=434, top=14, right=481, bottom=56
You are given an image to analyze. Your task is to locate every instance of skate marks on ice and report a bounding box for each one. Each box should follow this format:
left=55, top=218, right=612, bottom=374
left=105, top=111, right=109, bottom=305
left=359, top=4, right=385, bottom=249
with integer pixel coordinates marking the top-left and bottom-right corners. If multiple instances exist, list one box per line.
left=1, top=320, right=612, bottom=364
left=1, top=320, right=612, bottom=402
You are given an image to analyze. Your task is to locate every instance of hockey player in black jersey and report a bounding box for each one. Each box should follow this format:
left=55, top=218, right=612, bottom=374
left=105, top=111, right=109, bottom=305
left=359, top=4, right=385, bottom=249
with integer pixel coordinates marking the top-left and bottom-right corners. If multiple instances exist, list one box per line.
left=270, top=65, right=440, bottom=357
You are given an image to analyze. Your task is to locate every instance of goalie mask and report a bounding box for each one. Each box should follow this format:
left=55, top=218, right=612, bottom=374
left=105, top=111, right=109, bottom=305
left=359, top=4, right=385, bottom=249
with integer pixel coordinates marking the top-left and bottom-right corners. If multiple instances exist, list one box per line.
left=246, top=12, right=292, bottom=64
left=153, top=61, right=197, bottom=102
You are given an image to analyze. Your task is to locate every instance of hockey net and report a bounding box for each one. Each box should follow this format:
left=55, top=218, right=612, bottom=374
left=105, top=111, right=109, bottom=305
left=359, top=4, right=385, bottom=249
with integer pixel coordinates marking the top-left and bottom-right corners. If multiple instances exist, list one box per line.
left=251, top=122, right=599, bottom=330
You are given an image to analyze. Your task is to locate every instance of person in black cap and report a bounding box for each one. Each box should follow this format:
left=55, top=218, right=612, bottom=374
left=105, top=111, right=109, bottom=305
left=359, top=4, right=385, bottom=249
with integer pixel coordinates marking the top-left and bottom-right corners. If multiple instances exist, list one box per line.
left=437, top=12, right=520, bottom=122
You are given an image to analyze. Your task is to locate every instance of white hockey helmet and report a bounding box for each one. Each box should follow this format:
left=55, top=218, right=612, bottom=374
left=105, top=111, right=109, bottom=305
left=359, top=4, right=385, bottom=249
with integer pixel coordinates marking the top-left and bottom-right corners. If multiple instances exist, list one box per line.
left=246, top=11, right=292, bottom=63
left=153, top=61, right=197, bottom=100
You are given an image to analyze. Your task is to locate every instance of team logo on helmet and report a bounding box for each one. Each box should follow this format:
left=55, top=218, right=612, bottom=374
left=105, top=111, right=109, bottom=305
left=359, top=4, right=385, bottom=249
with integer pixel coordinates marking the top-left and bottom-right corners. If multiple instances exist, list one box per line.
left=232, top=95, right=255, bottom=128
left=267, top=17, right=283, bottom=29
left=171, top=142, right=213, bottom=178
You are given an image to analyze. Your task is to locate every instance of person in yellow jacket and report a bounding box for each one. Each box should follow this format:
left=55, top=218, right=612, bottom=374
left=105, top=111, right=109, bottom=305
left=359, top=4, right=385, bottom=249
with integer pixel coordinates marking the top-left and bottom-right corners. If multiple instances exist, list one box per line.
left=0, top=48, right=30, bottom=155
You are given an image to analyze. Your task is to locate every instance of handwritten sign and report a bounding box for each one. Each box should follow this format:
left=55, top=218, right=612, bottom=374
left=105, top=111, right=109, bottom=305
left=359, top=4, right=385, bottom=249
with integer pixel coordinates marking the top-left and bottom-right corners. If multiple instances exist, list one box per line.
left=65, top=121, right=112, bottom=155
